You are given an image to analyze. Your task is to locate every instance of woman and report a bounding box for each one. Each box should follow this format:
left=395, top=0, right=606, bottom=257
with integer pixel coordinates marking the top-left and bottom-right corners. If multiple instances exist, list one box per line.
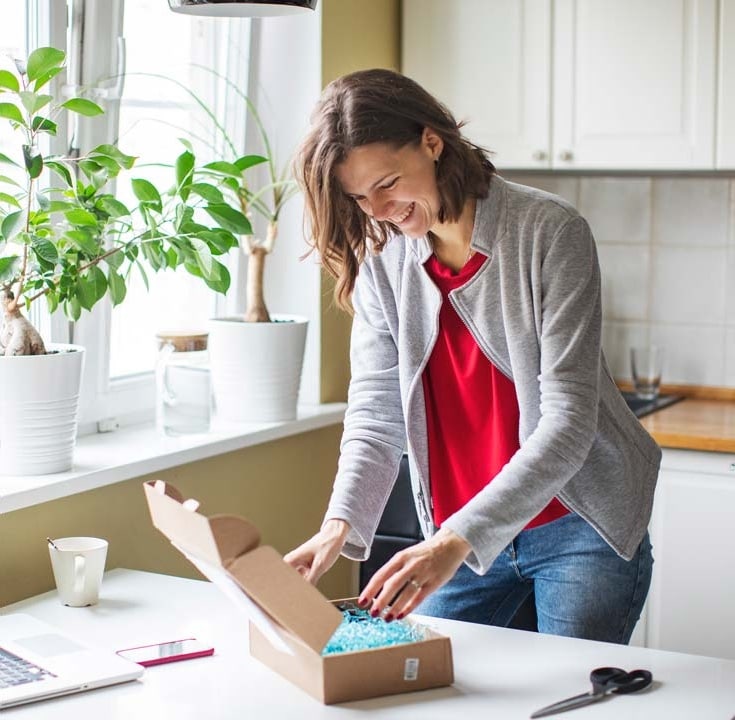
left=284, top=68, right=660, bottom=642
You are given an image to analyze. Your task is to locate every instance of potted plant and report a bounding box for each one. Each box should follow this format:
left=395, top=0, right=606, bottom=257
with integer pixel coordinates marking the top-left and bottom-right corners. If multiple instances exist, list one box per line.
left=146, top=70, right=307, bottom=423
left=0, top=48, right=252, bottom=475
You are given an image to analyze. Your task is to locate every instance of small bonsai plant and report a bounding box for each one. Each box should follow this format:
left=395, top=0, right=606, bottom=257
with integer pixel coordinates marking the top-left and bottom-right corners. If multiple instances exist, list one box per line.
left=141, top=69, right=299, bottom=322
left=0, top=47, right=256, bottom=356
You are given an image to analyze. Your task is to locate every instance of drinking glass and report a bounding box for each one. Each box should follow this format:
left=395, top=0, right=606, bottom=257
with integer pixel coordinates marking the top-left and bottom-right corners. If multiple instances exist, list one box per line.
left=630, top=345, right=664, bottom=400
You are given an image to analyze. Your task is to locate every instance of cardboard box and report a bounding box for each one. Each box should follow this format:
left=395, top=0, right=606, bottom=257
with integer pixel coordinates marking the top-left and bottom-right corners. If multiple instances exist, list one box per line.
left=143, top=481, right=454, bottom=704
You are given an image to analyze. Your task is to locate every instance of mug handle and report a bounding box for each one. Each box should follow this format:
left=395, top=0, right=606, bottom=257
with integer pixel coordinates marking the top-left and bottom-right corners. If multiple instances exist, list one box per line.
left=73, top=554, right=86, bottom=595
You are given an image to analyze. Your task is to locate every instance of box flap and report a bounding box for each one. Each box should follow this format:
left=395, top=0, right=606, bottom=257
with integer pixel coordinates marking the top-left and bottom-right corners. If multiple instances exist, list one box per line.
left=144, top=481, right=342, bottom=655
left=227, top=546, right=341, bottom=655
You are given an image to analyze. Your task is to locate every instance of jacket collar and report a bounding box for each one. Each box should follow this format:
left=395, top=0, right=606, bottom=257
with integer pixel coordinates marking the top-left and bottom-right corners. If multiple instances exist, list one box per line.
left=407, top=174, right=508, bottom=262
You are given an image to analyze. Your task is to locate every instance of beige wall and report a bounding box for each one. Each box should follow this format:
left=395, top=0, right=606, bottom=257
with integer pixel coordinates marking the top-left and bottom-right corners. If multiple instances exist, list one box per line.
left=2, top=2, right=402, bottom=610
left=319, top=0, right=401, bottom=403
left=1, top=427, right=351, bottom=606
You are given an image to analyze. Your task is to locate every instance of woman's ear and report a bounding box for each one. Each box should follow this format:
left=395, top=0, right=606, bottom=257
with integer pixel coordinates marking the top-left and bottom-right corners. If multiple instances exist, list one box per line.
left=422, top=126, right=444, bottom=162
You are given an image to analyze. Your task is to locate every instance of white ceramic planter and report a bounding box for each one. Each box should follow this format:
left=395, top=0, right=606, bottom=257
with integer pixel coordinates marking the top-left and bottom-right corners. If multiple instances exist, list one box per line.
left=208, top=315, right=307, bottom=423
left=0, top=344, right=85, bottom=476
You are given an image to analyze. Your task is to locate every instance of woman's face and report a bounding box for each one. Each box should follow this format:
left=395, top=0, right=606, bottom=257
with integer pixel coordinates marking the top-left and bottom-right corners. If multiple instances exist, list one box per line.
left=335, top=127, right=443, bottom=238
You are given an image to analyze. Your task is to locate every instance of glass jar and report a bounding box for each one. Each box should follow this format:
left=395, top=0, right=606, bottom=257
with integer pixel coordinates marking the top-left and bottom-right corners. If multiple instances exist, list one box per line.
left=155, top=332, right=211, bottom=436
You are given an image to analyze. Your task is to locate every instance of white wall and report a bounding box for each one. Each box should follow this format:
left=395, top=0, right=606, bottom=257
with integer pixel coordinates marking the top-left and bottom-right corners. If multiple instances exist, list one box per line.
left=505, top=173, right=735, bottom=388
left=245, top=9, right=324, bottom=405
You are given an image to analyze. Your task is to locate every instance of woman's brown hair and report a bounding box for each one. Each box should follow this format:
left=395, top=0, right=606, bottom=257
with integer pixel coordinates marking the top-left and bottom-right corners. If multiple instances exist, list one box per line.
left=294, top=68, right=495, bottom=312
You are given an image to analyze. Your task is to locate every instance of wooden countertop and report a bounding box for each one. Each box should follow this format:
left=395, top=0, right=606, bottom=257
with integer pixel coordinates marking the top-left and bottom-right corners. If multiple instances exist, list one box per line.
left=627, top=384, right=735, bottom=453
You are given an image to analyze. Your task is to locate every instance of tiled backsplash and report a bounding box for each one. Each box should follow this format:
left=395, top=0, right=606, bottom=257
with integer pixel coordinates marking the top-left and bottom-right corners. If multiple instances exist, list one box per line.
left=504, top=173, right=735, bottom=388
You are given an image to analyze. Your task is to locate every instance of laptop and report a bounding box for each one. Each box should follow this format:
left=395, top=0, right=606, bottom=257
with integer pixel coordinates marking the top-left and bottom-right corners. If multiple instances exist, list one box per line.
left=0, top=613, right=143, bottom=708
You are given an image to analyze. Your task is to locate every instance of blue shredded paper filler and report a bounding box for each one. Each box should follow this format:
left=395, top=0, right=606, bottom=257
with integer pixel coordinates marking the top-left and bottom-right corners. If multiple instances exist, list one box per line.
left=322, top=603, right=426, bottom=656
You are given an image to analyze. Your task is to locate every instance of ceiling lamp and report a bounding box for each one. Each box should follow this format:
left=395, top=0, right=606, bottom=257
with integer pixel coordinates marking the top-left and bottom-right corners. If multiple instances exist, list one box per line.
left=168, top=0, right=317, bottom=16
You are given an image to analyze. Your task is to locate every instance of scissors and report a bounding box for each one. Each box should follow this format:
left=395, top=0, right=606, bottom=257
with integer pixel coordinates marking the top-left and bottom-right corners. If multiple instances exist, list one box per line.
left=530, top=666, right=653, bottom=718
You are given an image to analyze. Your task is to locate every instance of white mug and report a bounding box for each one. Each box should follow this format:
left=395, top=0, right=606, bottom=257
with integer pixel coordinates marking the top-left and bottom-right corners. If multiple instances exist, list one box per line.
left=48, top=537, right=108, bottom=607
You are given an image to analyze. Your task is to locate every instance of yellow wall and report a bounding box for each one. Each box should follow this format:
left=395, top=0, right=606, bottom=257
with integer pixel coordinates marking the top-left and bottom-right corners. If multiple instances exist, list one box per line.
left=1, top=427, right=350, bottom=607
left=1, top=2, right=401, bottom=610
left=319, top=0, right=401, bottom=403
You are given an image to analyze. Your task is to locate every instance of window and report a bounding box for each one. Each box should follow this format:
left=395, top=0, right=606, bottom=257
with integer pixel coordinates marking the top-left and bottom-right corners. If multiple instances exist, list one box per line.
left=58, top=1, right=251, bottom=429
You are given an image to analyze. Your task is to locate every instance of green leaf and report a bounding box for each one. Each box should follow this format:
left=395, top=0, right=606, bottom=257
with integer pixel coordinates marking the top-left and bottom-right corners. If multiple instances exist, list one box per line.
left=81, top=154, right=119, bottom=174
left=64, top=295, right=82, bottom=321
left=35, top=191, right=50, bottom=211
left=22, top=145, right=43, bottom=178
left=175, top=150, right=195, bottom=192
left=32, top=236, right=58, bottom=263
left=234, top=154, right=268, bottom=172
left=189, top=237, right=213, bottom=275
left=0, top=153, right=19, bottom=167
left=131, top=178, right=162, bottom=212
left=196, top=229, right=238, bottom=255
left=135, top=259, right=149, bottom=290
left=107, top=268, right=126, bottom=305
left=188, top=182, right=224, bottom=204
left=64, top=208, right=98, bottom=226
left=0, top=191, right=21, bottom=209
left=0, top=255, right=21, bottom=282
left=45, top=160, right=73, bottom=187
left=1, top=210, right=24, bottom=239
left=90, top=144, right=136, bottom=170
left=88, top=265, right=108, bottom=303
left=19, top=91, right=52, bottom=116
left=65, top=229, right=100, bottom=256
left=0, top=70, right=20, bottom=92
left=165, top=246, right=179, bottom=269
left=204, top=203, right=252, bottom=235
left=0, top=102, right=24, bottom=124
left=31, top=115, right=57, bottom=135
left=0, top=174, right=21, bottom=188
left=201, top=161, right=243, bottom=179
left=103, top=249, right=125, bottom=270
left=96, top=196, right=130, bottom=218
left=201, top=259, right=230, bottom=294
left=26, top=47, right=65, bottom=82
left=60, top=98, right=104, bottom=117
left=45, top=290, right=59, bottom=314
left=178, top=137, right=194, bottom=153
left=33, top=65, right=64, bottom=92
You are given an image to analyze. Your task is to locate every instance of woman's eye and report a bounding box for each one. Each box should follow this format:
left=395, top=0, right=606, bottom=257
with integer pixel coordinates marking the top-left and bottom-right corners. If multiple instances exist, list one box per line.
left=380, top=178, right=398, bottom=190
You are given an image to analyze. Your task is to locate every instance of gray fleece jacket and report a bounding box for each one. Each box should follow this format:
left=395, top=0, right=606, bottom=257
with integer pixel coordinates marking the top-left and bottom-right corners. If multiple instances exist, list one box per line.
left=325, top=175, right=661, bottom=575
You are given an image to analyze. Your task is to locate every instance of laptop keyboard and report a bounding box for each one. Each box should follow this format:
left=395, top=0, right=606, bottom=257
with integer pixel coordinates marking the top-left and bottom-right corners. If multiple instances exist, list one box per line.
left=0, top=647, right=56, bottom=688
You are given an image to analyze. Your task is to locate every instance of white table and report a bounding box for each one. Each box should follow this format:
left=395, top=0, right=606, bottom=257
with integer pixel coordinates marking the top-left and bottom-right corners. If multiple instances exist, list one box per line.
left=3, top=569, right=734, bottom=719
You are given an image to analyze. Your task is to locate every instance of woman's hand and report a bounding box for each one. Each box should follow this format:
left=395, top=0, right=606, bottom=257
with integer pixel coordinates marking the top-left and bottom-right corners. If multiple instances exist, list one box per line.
left=358, top=527, right=471, bottom=621
left=283, top=519, right=351, bottom=585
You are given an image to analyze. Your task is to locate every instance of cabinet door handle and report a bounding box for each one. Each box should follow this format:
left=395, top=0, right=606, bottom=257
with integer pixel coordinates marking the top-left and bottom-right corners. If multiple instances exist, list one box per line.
left=532, top=149, right=548, bottom=162
left=559, top=150, right=574, bottom=162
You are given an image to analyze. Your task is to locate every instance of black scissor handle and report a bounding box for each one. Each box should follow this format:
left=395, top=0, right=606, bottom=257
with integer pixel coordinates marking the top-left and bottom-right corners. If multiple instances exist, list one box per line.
left=591, top=667, right=653, bottom=695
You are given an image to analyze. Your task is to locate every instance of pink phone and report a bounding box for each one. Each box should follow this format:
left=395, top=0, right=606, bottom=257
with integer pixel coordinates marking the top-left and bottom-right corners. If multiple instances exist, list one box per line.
left=116, top=638, right=214, bottom=667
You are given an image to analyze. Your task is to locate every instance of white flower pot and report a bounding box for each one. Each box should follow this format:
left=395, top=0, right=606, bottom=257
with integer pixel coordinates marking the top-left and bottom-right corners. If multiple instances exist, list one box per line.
left=208, top=315, right=307, bottom=423
left=0, top=344, right=85, bottom=476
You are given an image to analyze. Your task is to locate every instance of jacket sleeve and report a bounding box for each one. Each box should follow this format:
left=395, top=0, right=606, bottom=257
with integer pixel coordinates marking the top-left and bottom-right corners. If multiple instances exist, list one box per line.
left=442, top=215, right=603, bottom=573
left=323, top=257, right=407, bottom=561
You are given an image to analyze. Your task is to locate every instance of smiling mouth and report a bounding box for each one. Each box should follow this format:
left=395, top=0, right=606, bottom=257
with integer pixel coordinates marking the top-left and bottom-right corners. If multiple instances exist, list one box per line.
left=392, top=202, right=415, bottom=225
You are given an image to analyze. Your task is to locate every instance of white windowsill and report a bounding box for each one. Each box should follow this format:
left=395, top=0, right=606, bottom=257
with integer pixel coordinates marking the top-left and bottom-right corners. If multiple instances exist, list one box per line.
left=0, top=403, right=347, bottom=514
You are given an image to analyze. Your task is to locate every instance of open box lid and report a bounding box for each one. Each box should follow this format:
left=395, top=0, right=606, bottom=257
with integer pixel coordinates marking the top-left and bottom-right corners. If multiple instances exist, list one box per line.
left=143, top=480, right=342, bottom=655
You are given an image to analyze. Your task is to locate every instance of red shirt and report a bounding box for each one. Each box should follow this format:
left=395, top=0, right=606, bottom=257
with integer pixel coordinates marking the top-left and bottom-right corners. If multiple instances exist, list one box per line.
left=422, top=251, right=569, bottom=529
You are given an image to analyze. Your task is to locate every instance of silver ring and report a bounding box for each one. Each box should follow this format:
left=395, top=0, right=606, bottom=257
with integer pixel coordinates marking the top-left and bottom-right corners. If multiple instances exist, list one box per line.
left=408, top=579, right=422, bottom=591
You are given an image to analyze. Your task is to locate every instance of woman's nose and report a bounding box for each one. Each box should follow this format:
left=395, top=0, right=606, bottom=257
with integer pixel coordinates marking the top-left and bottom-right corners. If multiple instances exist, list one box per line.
left=370, top=196, right=393, bottom=222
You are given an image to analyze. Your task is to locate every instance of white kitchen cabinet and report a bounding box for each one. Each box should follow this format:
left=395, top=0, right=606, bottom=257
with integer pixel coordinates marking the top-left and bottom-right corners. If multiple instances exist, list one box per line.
left=718, top=0, right=735, bottom=168
left=402, top=0, right=718, bottom=170
left=644, top=449, right=735, bottom=660
left=402, top=0, right=551, bottom=169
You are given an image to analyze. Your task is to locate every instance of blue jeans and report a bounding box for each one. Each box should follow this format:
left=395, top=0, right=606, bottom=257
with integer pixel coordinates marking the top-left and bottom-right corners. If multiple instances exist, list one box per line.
left=416, top=513, right=653, bottom=643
